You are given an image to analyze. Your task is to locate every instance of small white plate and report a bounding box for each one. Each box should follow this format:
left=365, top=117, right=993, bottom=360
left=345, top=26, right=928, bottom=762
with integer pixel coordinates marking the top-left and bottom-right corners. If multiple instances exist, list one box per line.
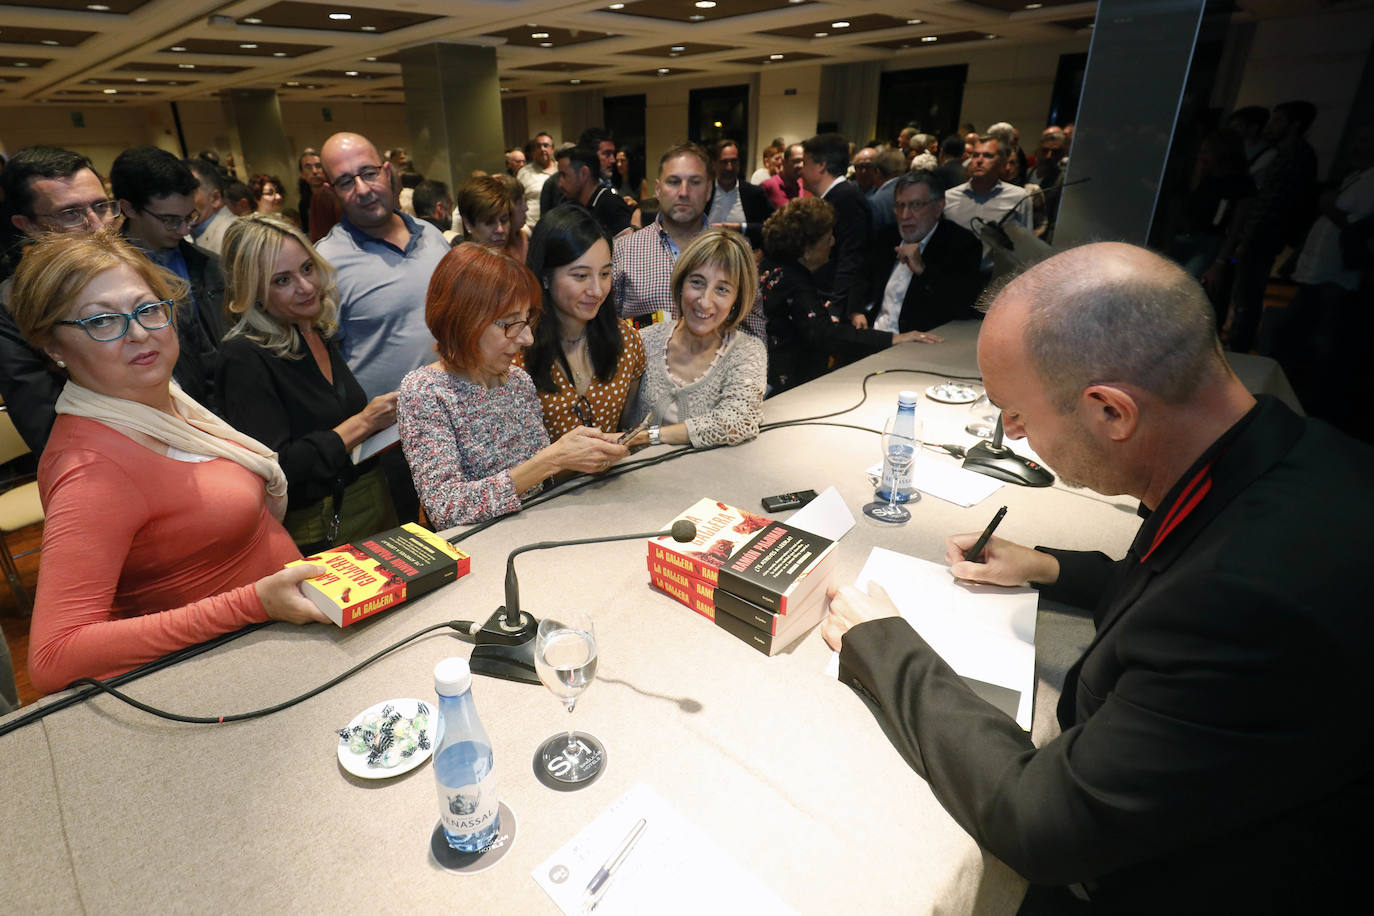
left=926, top=383, right=979, bottom=404
left=337, top=697, right=438, bottom=779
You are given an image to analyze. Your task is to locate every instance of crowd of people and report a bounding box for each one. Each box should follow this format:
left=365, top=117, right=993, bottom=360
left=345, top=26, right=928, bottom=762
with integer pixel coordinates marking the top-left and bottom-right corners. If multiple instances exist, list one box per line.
left=2, top=107, right=1371, bottom=910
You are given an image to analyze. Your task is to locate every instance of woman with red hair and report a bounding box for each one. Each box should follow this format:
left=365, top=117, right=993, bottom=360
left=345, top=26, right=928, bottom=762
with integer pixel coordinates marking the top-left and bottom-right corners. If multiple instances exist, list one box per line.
left=397, top=244, right=629, bottom=527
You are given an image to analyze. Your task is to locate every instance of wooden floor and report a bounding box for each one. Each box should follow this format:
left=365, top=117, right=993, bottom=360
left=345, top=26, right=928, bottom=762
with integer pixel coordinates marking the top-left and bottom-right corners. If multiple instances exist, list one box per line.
left=1, top=519, right=41, bottom=708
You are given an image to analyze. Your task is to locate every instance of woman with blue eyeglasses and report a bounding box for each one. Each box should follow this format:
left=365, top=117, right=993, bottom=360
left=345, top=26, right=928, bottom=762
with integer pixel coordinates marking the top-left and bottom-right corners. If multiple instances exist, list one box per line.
left=398, top=243, right=628, bottom=528
left=8, top=229, right=328, bottom=695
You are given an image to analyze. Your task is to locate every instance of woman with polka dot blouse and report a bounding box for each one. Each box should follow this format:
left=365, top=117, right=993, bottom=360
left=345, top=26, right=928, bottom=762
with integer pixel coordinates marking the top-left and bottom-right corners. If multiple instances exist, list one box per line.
left=397, top=245, right=629, bottom=528
left=516, top=204, right=647, bottom=441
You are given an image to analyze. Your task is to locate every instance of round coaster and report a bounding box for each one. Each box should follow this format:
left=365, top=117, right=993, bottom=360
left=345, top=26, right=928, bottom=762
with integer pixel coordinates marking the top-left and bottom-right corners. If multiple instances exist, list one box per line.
left=429, top=802, right=517, bottom=874
left=533, top=731, right=607, bottom=792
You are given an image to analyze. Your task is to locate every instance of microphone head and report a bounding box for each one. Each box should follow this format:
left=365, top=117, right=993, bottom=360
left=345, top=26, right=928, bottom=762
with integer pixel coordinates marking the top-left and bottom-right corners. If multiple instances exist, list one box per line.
left=669, top=520, right=697, bottom=543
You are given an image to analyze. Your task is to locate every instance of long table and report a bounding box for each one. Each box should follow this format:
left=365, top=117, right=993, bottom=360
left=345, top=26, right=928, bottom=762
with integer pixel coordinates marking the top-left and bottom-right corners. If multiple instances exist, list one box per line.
left=0, top=322, right=1296, bottom=914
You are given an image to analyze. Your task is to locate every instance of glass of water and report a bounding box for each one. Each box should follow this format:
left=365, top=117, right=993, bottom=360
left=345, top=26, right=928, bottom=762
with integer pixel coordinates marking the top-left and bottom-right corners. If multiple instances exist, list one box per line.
left=863, top=415, right=921, bottom=524
left=533, top=610, right=605, bottom=789
left=966, top=393, right=999, bottom=438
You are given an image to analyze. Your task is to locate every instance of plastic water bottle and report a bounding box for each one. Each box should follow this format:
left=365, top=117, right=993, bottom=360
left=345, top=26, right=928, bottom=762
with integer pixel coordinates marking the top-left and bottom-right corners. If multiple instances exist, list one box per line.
left=432, top=657, right=500, bottom=853
left=876, top=390, right=918, bottom=503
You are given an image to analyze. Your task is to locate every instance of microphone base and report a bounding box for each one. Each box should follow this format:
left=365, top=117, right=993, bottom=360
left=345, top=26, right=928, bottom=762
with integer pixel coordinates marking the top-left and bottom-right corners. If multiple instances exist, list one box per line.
left=469, top=606, right=541, bottom=686
left=963, top=440, right=1055, bottom=488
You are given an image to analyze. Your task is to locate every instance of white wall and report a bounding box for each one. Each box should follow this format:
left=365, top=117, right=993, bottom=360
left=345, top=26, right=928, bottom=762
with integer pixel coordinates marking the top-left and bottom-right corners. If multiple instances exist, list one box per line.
left=757, top=67, right=821, bottom=172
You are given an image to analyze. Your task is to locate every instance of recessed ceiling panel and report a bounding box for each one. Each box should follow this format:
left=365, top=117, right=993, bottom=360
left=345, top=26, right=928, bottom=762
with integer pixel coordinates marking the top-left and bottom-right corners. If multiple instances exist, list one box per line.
left=865, top=30, right=992, bottom=50
left=482, top=24, right=621, bottom=49
left=115, top=61, right=248, bottom=74
left=761, top=14, right=918, bottom=40
left=726, top=51, right=825, bottom=65
left=3, top=1, right=149, bottom=12
left=237, top=2, right=439, bottom=34
left=0, top=25, right=97, bottom=47
left=608, top=0, right=814, bottom=25
left=619, top=42, right=738, bottom=58
left=159, top=38, right=328, bottom=58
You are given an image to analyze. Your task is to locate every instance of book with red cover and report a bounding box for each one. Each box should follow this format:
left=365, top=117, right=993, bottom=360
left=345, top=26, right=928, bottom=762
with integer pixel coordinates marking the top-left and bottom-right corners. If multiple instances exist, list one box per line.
left=648, top=569, right=714, bottom=620
left=646, top=498, right=773, bottom=587
left=287, top=523, right=470, bottom=627
left=714, top=520, right=837, bottom=615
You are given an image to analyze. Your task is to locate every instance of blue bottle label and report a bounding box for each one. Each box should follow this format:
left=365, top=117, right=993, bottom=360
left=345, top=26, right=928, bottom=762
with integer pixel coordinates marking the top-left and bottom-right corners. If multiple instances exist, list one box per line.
left=436, top=767, right=499, bottom=838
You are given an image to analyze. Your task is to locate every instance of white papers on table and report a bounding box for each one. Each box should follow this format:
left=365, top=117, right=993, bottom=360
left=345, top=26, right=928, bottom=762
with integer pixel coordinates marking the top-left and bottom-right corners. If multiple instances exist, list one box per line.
left=786, top=485, right=855, bottom=541
left=532, top=782, right=794, bottom=916
left=865, top=458, right=1003, bottom=507
left=826, top=548, right=1037, bottom=730
left=350, top=425, right=399, bottom=464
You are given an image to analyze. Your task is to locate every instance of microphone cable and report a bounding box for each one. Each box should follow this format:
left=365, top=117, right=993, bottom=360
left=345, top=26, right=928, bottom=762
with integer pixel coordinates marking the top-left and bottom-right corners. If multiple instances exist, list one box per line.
left=1, top=367, right=978, bottom=733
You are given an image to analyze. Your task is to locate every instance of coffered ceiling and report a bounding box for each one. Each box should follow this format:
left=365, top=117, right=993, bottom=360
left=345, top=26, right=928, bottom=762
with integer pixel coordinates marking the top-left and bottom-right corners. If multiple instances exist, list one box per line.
left=0, top=0, right=1106, bottom=106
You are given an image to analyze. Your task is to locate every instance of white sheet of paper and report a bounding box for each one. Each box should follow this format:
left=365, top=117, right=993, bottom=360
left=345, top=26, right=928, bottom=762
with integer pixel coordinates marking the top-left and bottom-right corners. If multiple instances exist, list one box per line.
left=532, top=782, right=795, bottom=916
left=825, top=548, right=1038, bottom=729
left=865, top=458, right=1002, bottom=508
left=786, top=485, right=855, bottom=541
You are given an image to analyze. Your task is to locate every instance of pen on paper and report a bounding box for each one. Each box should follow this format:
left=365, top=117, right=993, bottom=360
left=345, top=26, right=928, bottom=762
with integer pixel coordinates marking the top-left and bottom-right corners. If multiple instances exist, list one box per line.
left=583, top=817, right=647, bottom=910
left=964, top=505, right=1008, bottom=562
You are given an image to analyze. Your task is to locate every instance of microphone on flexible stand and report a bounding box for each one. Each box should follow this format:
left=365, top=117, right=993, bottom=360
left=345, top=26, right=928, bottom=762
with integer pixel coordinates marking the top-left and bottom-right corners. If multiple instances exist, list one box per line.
left=464, top=521, right=699, bottom=684
left=962, top=414, right=1055, bottom=488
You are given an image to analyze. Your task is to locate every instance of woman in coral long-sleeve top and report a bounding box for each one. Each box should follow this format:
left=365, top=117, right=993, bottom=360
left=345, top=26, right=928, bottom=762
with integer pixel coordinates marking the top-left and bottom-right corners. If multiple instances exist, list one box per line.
left=8, top=229, right=328, bottom=694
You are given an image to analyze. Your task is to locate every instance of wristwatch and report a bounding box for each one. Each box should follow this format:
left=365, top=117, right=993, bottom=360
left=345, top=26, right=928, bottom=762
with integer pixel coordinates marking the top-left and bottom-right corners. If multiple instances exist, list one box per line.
left=648, top=425, right=662, bottom=447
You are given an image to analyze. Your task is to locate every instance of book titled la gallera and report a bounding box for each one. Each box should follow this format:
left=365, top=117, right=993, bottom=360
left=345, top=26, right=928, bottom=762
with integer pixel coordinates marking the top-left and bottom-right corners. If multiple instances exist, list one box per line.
left=647, top=498, right=838, bottom=654
left=287, top=523, right=471, bottom=626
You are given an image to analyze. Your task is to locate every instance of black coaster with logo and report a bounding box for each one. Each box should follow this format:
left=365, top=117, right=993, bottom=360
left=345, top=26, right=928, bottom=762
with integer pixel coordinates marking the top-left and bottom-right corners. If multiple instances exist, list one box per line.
left=430, top=802, right=517, bottom=874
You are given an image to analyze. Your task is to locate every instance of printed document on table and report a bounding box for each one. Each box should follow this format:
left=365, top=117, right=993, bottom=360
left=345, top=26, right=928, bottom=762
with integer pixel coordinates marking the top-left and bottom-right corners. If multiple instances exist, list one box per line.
left=532, top=782, right=794, bottom=915
left=826, top=548, right=1037, bottom=729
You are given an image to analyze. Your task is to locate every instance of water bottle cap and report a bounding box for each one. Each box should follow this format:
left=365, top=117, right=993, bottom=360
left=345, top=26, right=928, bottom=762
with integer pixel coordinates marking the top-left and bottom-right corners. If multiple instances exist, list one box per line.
left=898, top=390, right=918, bottom=407
left=434, top=657, right=473, bottom=696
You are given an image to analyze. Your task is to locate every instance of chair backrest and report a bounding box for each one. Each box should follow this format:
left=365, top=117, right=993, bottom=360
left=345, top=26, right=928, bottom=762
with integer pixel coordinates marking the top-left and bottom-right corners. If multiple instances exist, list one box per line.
left=0, top=409, right=33, bottom=466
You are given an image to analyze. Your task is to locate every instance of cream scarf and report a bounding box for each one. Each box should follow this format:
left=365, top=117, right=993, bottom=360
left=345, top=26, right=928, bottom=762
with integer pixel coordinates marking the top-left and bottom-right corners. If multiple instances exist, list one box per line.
left=55, top=380, right=289, bottom=521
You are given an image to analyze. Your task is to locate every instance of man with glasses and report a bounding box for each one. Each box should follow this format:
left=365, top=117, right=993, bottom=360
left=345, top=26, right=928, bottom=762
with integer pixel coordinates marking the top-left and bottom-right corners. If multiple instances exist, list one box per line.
left=111, top=145, right=228, bottom=412
left=315, top=131, right=446, bottom=400
left=183, top=157, right=236, bottom=257
left=0, top=145, right=123, bottom=451
left=853, top=171, right=984, bottom=334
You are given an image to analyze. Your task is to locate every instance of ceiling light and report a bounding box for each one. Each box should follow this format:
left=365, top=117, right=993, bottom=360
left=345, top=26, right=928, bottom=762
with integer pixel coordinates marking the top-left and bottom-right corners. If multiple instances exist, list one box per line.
left=609, top=3, right=625, bottom=8
left=984, top=33, right=999, bottom=39
left=361, top=25, right=377, bottom=32
left=907, top=19, right=922, bottom=25
left=694, top=1, right=716, bottom=7
left=171, top=46, right=187, bottom=51
left=178, top=63, right=195, bottom=68
left=669, top=52, right=679, bottom=57
left=670, top=45, right=685, bottom=51
left=540, top=42, right=553, bottom=47
left=273, top=51, right=287, bottom=57
left=243, top=17, right=263, bottom=24
left=15, top=62, right=29, bottom=67
left=571, top=79, right=584, bottom=85
left=287, top=81, right=301, bottom=86
left=769, top=53, right=783, bottom=59
left=365, top=56, right=377, bottom=61
left=500, top=86, right=510, bottom=92
left=329, top=12, right=352, bottom=20
left=832, top=21, right=849, bottom=29
left=921, top=35, right=938, bottom=42
left=712, top=120, right=722, bottom=127
left=41, top=39, right=60, bottom=46
left=689, top=14, right=704, bottom=20
left=531, top=32, right=550, bottom=39
left=103, top=88, right=117, bottom=94
left=135, top=77, right=148, bottom=82
left=86, top=3, right=111, bottom=9
left=240, top=43, right=258, bottom=49
left=813, top=32, right=827, bottom=38
left=657, top=67, right=669, bottom=73
left=1025, top=2, right=1043, bottom=8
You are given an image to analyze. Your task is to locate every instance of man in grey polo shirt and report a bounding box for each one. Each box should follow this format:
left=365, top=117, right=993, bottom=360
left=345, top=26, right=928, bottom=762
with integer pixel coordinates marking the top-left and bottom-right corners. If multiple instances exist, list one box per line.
left=316, top=131, right=447, bottom=400
left=943, top=134, right=1031, bottom=275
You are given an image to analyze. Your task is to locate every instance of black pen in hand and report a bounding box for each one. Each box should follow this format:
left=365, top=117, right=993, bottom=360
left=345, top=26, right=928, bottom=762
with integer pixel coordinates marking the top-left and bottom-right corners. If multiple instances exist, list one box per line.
left=963, top=506, right=1008, bottom=562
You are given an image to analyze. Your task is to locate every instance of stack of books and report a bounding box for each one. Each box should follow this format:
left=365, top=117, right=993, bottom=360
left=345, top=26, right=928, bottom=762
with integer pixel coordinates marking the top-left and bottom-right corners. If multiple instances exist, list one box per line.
left=647, top=498, right=837, bottom=655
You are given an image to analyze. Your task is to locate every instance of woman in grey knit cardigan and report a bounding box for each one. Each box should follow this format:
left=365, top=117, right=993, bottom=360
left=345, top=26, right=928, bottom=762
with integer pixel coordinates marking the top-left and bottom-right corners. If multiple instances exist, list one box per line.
left=625, top=229, right=766, bottom=449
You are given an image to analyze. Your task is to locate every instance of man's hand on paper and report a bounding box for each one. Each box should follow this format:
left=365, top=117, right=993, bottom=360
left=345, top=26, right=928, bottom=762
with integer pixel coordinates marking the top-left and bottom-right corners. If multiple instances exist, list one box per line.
left=822, top=582, right=900, bottom=651
left=943, top=534, right=1060, bottom=588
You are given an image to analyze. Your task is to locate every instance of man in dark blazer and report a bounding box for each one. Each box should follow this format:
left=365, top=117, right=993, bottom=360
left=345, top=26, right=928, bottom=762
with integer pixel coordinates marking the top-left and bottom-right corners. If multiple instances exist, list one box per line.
left=111, top=146, right=229, bottom=413
left=800, top=132, right=870, bottom=319
left=853, top=170, right=983, bottom=333
left=705, top=139, right=774, bottom=250
left=823, top=242, right=1373, bottom=912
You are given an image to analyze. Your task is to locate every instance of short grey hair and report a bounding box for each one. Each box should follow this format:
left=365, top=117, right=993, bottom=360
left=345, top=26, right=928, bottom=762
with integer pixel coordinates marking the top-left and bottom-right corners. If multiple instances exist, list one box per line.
left=874, top=148, right=907, bottom=178
left=991, top=243, right=1226, bottom=412
left=987, top=122, right=1016, bottom=148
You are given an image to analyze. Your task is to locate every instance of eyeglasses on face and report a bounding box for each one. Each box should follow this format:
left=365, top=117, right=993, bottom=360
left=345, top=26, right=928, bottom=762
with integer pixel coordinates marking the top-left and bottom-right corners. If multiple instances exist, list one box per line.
left=36, top=199, right=120, bottom=229
left=142, top=208, right=198, bottom=231
left=492, top=316, right=532, bottom=339
left=56, top=299, right=174, bottom=341
left=331, top=165, right=385, bottom=194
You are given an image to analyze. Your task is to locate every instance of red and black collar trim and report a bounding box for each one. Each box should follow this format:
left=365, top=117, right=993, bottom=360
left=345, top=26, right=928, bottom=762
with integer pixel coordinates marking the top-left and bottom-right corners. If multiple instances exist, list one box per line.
left=1140, top=459, right=1215, bottom=563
